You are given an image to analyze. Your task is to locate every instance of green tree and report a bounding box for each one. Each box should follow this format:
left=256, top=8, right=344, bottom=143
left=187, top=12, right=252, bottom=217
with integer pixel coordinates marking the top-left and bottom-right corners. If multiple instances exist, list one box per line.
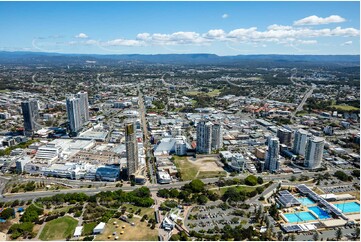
left=245, top=175, right=257, bottom=186
left=313, top=232, right=319, bottom=241
left=197, top=195, right=208, bottom=205
left=257, top=176, right=263, bottom=184
left=351, top=169, right=360, bottom=177
left=0, top=208, right=15, bottom=220
left=188, top=179, right=205, bottom=193
left=335, top=228, right=342, bottom=240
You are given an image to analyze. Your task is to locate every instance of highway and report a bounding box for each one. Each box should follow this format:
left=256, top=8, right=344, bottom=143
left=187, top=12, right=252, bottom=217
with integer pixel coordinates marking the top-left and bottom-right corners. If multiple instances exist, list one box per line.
left=137, top=85, right=157, bottom=184
left=1, top=171, right=323, bottom=202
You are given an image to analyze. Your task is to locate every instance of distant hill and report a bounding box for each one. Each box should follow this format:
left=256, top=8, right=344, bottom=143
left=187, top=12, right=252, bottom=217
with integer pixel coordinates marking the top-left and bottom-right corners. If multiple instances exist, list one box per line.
left=0, top=51, right=359, bottom=66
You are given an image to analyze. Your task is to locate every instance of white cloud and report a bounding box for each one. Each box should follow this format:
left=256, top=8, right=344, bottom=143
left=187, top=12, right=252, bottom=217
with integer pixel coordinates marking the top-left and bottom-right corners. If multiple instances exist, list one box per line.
left=297, top=40, right=318, bottom=45
left=294, top=15, right=346, bottom=26
left=55, top=20, right=359, bottom=49
left=204, top=29, right=226, bottom=39
left=75, top=33, right=89, bottom=39
left=222, top=14, right=229, bottom=19
left=341, top=40, right=353, bottom=46
left=104, top=39, right=143, bottom=47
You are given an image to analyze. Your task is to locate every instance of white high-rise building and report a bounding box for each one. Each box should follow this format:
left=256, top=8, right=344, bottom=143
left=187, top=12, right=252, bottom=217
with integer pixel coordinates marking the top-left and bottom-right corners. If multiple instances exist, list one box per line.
left=196, top=121, right=213, bottom=154
left=211, top=123, right=223, bottom=150
left=305, top=137, right=325, bottom=169
left=265, top=137, right=280, bottom=172
left=66, top=96, right=82, bottom=134
left=76, top=91, right=89, bottom=123
left=293, top=129, right=310, bottom=156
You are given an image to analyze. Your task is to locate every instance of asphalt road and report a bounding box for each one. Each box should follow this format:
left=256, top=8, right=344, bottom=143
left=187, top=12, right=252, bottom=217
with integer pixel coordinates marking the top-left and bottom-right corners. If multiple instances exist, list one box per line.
left=1, top=170, right=324, bottom=202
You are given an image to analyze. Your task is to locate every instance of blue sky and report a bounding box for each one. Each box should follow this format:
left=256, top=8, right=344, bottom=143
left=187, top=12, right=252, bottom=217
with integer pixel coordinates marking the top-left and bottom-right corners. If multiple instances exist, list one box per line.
left=0, top=1, right=359, bottom=55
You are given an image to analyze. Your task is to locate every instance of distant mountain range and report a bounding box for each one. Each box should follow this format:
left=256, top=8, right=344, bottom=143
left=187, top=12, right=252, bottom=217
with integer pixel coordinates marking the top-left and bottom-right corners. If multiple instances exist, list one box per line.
left=0, top=51, right=359, bottom=66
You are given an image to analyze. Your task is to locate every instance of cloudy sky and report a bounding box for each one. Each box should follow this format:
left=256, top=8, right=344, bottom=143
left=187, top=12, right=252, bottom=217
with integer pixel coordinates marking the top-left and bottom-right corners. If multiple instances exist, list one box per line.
left=0, top=1, right=359, bottom=55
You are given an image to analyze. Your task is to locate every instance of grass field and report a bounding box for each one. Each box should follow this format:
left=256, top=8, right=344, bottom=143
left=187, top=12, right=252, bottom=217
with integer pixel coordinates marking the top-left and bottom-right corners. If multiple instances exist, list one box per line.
left=331, top=105, right=359, bottom=111
left=197, top=171, right=227, bottom=179
left=39, top=216, right=78, bottom=241
left=94, top=218, right=158, bottom=241
left=83, top=222, right=97, bottom=236
left=122, top=204, right=155, bottom=219
left=173, top=156, right=198, bottom=181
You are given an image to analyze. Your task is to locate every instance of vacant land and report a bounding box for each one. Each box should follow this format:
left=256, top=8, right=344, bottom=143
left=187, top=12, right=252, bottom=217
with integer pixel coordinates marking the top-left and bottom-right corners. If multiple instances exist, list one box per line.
left=173, top=156, right=198, bottom=180
left=185, top=89, right=221, bottom=97
left=94, top=218, right=158, bottom=241
left=331, top=105, right=359, bottom=111
left=39, top=216, right=78, bottom=241
left=197, top=171, right=227, bottom=179
left=174, top=156, right=225, bottom=180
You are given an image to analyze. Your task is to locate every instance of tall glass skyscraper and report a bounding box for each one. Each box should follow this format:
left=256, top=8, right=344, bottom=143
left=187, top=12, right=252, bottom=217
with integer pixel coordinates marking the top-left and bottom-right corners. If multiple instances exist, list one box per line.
left=66, top=95, right=82, bottom=134
left=125, top=122, right=138, bottom=179
left=265, top=137, right=280, bottom=172
left=21, top=99, right=39, bottom=136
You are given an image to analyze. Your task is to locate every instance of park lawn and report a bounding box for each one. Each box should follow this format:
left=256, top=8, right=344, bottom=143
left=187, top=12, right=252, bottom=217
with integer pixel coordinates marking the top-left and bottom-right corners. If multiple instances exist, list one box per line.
left=219, top=185, right=259, bottom=196
left=94, top=218, right=158, bottom=241
left=330, top=105, right=359, bottom=111
left=122, top=204, right=155, bottom=219
left=173, top=156, right=198, bottom=181
left=39, top=216, right=78, bottom=241
left=83, top=222, right=97, bottom=236
left=197, top=171, right=227, bottom=179
left=50, top=205, right=74, bottom=214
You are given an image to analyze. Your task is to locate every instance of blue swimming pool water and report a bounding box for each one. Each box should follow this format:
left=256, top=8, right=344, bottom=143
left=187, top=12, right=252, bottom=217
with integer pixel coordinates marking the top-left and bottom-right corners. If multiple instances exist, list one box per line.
left=308, top=206, right=331, bottom=219
left=334, top=202, right=360, bottom=213
left=284, top=212, right=317, bottom=223
left=298, top=197, right=315, bottom=206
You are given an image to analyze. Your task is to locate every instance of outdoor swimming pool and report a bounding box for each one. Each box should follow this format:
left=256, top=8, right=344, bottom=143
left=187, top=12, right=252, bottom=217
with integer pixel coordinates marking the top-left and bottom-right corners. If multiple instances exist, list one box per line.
left=284, top=212, right=317, bottom=223
left=298, top=197, right=315, bottom=206
left=308, top=206, right=331, bottom=219
left=334, top=202, right=360, bottom=213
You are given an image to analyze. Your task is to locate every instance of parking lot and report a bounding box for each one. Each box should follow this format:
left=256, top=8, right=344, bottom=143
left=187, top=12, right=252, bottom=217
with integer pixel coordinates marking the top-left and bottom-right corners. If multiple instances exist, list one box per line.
left=321, top=184, right=357, bottom=193
left=185, top=205, right=249, bottom=232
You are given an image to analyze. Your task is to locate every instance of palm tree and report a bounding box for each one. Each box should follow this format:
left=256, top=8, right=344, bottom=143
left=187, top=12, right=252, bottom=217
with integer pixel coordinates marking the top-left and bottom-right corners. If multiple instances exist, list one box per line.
left=277, top=231, right=283, bottom=241
left=335, top=228, right=342, bottom=240
left=312, top=232, right=320, bottom=241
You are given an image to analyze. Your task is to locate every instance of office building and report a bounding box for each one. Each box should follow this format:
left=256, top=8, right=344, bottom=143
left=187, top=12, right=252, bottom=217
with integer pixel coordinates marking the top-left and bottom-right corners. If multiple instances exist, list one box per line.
left=196, top=121, right=213, bottom=154
left=211, top=123, right=223, bottom=150
left=265, top=137, right=280, bottom=172
left=76, top=91, right=90, bottom=123
left=277, top=128, right=292, bottom=146
left=305, top=137, right=325, bottom=169
left=293, top=129, right=310, bottom=156
left=125, top=122, right=138, bottom=179
left=21, top=100, right=39, bottom=136
left=16, top=156, right=31, bottom=173
left=66, top=95, right=82, bottom=134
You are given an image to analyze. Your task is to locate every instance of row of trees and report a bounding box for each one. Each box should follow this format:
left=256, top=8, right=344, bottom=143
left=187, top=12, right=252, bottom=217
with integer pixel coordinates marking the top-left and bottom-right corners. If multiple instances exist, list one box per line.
left=97, top=187, right=154, bottom=207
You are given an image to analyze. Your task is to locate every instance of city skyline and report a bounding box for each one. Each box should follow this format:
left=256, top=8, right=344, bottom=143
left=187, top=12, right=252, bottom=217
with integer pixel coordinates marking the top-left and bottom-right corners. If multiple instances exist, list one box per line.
left=0, top=1, right=359, bottom=55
